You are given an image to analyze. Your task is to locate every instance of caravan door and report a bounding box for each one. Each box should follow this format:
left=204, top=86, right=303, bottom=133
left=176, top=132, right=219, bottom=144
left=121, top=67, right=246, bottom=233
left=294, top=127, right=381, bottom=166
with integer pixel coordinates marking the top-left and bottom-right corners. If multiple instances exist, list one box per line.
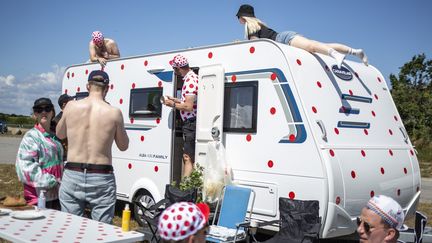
left=195, top=64, right=225, bottom=166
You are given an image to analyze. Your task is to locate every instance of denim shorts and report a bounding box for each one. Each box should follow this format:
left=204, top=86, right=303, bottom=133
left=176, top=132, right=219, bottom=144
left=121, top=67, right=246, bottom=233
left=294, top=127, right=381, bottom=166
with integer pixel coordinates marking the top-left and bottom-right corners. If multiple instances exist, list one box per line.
left=276, top=31, right=300, bottom=45
left=59, top=169, right=116, bottom=224
left=182, top=118, right=196, bottom=162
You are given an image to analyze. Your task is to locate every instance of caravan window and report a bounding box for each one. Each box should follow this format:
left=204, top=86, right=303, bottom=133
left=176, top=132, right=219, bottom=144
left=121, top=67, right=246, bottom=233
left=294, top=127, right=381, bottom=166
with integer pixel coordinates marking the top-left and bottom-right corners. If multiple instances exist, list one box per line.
left=223, top=81, right=258, bottom=133
left=129, top=87, right=163, bottom=118
left=75, top=92, right=89, bottom=100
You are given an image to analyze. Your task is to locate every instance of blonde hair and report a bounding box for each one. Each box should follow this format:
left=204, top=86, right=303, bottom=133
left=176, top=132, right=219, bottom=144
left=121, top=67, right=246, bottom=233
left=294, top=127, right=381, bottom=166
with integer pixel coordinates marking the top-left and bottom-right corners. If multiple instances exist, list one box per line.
left=242, top=16, right=267, bottom=39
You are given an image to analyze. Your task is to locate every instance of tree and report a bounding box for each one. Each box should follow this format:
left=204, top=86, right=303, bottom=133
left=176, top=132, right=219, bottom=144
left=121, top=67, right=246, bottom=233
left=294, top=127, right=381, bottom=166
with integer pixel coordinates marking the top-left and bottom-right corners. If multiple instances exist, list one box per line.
left=390, top=54, right=432, bottom=146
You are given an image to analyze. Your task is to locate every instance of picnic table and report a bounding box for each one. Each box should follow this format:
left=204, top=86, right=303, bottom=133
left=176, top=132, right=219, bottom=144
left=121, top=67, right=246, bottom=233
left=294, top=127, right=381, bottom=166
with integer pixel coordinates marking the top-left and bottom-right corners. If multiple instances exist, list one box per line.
left=0, top=208, right=144, bottom=243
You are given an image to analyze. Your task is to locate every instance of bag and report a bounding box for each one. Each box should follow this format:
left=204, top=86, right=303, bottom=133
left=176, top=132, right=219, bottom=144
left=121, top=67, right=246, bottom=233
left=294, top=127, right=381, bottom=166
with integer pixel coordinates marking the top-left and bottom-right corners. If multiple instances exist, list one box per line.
left=164, top=184, right=197, bottom=204
left=203, top=142, right=232, bottom=203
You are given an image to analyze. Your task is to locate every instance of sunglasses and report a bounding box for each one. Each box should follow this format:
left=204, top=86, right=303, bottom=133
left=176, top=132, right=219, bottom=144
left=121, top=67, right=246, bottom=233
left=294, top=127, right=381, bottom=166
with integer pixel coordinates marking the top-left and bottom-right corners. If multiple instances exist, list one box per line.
left=33, top=106, right=53, bottom=113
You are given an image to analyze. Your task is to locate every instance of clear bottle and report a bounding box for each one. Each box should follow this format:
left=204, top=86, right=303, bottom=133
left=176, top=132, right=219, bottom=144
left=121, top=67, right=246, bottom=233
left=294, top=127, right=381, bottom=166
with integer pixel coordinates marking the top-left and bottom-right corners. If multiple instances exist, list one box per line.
left=121, top=203, right=131, bottom=232
left=37, top=190, right=46, bottom=209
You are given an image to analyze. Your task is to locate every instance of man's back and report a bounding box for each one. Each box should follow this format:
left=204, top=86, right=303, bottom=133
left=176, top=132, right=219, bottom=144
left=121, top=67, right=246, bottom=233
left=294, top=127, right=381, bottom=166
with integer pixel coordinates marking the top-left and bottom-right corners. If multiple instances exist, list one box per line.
left=62, top=97, right=128, bottom=165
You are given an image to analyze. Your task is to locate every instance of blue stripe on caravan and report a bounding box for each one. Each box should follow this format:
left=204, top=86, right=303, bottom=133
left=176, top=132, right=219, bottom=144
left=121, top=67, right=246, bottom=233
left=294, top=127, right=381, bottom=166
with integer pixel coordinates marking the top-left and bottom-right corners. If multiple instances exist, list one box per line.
left=339, top=107, right=360, bottom=114
left=154, top=71, right=174, bottom=82
left=341, top=94, right=372, bottom=103
left=337, top=121, right=370, bottom=129
left=226, top=68, right=306, bottom=143
left=278, top=124, right=307, bottom=143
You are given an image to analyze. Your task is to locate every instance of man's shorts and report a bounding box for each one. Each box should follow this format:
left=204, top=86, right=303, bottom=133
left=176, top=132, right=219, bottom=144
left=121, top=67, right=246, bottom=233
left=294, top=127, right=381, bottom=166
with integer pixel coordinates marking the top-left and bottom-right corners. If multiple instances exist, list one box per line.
left=182, top=117, right=196, bottom=162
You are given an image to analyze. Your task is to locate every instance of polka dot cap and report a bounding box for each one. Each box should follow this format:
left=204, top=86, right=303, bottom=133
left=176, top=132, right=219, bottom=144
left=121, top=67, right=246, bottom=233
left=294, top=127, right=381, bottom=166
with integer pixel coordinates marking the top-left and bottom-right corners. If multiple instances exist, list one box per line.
left=92, top=31, right=104, bottom=46
left=158, top=202, right=206, bottom=241
left=170, top=54, right=189, bottom=68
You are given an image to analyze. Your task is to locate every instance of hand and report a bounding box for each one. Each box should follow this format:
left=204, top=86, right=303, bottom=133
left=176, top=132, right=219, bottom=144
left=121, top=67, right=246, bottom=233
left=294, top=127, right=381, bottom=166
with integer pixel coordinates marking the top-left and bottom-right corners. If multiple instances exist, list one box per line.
left=97, top=57, right=107, bottom=66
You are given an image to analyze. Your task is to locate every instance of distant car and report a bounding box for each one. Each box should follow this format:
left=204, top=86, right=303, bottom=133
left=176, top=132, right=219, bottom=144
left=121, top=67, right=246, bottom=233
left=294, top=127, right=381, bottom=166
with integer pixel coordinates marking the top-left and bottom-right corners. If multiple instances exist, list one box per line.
left=0, top=120, right=8, bottom=134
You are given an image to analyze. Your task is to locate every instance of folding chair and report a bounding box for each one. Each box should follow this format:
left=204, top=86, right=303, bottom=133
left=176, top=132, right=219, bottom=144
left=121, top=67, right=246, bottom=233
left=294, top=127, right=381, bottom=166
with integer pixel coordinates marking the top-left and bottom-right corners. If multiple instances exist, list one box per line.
left=206, top=185, right=256, bottom=242
left=133, top=184, right=197, bottom=243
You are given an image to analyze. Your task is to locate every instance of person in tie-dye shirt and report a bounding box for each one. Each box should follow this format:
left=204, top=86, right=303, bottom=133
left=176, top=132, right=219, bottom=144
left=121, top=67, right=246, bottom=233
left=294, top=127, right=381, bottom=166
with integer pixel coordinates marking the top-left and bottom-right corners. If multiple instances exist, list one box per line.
left=15, top=97, right=63, bottom=209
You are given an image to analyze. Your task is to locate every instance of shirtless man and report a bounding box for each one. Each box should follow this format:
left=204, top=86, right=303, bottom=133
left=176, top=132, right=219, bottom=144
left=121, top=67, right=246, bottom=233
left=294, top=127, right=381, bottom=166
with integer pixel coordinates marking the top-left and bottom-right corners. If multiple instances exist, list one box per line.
left=56, top=70, right=129, bottom=223
left=89, top=31, right=120, bottom=67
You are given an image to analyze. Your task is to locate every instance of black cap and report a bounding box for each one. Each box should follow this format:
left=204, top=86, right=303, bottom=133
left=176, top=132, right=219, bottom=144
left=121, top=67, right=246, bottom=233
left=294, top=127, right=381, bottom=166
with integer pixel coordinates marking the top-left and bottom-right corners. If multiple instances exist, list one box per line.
left=33, top=97, right=54, bottom=109
left=58, top=94, right=73, bottom=107
left=88, top=70, right=110, bottom=84
left=236, top=4, right=255, bottom=18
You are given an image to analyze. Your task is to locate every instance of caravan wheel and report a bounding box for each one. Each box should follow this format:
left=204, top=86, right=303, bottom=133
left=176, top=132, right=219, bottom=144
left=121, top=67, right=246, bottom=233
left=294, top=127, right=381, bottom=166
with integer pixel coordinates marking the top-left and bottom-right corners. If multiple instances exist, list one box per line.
left=133, top=190, right=156, bottom=226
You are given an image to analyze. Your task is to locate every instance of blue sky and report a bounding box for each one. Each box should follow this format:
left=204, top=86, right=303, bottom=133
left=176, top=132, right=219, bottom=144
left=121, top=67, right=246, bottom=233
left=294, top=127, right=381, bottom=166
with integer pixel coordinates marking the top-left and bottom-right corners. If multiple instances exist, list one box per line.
left=0, top=0, right=431, bottom=115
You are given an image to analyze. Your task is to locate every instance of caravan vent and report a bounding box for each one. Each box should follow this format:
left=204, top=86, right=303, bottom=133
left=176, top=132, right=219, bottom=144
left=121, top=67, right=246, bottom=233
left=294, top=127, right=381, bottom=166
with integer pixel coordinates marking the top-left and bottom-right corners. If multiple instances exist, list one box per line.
left=337, top=121, right=370, bottom=129
left=341, top=94, right=372, bottom=103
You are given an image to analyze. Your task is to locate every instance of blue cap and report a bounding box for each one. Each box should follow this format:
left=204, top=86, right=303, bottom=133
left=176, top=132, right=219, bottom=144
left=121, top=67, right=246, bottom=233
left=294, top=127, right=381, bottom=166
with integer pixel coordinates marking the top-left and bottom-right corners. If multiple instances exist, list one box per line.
left=88, top=70, right=109, bottom=84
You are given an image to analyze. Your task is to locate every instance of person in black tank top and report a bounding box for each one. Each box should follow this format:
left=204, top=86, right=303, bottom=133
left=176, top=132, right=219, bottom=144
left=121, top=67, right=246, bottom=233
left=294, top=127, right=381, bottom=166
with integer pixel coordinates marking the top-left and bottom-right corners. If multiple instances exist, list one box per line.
left=236, top=4, right=368, bottom=68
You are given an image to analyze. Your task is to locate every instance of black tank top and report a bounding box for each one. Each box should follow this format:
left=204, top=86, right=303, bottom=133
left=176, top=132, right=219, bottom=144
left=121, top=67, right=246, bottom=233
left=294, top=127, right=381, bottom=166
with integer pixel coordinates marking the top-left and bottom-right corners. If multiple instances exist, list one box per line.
left=248, top=25, right=278, bottom=41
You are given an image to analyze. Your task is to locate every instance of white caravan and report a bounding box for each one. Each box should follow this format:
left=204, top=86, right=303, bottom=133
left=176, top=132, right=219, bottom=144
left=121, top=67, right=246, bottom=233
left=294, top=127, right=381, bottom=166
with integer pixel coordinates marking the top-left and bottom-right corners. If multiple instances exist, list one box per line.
left=61, top=39, right=421, bottom=239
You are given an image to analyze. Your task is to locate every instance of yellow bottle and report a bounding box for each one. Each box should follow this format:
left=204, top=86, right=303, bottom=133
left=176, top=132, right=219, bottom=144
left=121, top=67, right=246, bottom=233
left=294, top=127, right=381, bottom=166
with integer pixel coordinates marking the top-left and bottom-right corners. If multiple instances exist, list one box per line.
left=121, top=203, right=131, bottom=232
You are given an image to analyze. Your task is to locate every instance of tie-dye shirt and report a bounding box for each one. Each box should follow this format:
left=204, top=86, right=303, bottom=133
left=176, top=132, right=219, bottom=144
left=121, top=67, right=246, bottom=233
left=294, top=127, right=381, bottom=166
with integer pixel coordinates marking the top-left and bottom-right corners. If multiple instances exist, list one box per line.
left=15, top=124, right=64, bottom=205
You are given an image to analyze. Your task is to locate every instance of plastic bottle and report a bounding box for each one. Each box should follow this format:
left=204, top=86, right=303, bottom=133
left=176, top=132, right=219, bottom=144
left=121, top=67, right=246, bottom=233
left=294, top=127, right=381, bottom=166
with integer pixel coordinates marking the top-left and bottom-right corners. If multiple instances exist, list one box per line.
left=121, top=203, right=131, bottom=232
left=37, top=190, right=46, bottom=209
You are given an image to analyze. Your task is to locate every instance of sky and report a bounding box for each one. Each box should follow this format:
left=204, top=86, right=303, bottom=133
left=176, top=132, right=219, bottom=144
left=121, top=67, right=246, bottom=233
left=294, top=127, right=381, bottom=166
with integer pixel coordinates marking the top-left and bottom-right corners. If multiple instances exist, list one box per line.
left=0, top=0, right=431, bottom=116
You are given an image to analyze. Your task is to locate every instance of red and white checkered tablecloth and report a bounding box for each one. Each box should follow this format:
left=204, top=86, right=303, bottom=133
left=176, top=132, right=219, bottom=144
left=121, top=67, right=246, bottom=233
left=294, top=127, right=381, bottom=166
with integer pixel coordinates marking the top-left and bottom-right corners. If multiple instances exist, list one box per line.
left=0, top=209, right=144, bottom=243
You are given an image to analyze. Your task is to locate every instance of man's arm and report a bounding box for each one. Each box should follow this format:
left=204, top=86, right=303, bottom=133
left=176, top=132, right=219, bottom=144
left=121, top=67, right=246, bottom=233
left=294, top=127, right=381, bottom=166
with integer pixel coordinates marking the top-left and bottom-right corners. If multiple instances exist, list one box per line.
left=175, top=95, right=195, bottom=112
left=107, top=40, right=120, bottom=59
left=56, top=110, right=67, bottom=140
left=114, top=109, right=129, bottom=151
left=89, top=42, right=107, bottom=66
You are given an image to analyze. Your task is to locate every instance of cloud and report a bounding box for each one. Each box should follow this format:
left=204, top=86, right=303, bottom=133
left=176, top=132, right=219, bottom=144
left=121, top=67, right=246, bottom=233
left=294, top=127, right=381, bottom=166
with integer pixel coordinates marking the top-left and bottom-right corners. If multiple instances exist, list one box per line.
left=0, top=65, right=66, bottom=116
left=0, top=75, right=15, bottom=86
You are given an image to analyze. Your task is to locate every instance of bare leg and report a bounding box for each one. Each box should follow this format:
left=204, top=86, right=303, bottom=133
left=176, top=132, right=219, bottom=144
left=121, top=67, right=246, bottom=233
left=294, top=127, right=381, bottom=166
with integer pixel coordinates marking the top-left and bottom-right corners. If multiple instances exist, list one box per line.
left=290, top=36, right=368, bottom=66
left=290, top=35, right=346, bottom=68
left=182, top=154, right=194, bottom=178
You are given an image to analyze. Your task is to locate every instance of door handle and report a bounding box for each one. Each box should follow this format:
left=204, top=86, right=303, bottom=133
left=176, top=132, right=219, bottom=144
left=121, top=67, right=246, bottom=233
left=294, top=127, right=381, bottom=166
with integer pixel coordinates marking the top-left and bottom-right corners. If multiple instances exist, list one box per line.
left=316, top=120, right=327, bottom=141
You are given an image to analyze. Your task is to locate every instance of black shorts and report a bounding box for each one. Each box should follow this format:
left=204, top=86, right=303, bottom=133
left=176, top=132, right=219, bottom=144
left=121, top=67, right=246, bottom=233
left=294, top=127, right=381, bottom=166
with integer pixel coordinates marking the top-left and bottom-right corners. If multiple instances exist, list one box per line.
left=182, top=117, right=196, bottom=162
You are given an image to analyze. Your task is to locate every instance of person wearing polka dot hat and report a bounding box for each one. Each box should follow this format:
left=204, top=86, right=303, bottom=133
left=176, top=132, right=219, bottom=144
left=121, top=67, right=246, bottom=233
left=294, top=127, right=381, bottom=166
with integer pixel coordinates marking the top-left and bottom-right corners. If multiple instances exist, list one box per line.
left=357, top=195, right=406, bottom=243
left=158, top=202, right=209, bottom=243
left=236, top=4, right=368, bottom=68
left=163, top=54, right=199, bottom=178
left=89, top=31, right=121, bottom=67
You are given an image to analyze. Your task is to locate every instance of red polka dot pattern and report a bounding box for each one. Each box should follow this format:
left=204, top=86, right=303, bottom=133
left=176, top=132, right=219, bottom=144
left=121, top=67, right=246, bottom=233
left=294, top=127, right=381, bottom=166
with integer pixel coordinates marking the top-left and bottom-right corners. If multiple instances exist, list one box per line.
left=130, top=117, right=134, bottom=124
left=270, top=107, right=276, bottom=115
left=370, top=191, right=375, bottom=197
left=77, top=87, right=80, bottom=92
left=249, top=46, right=255, bottom=54
left=267, top=160, right=274, bottom=168
left=364, top=129, right=369, bottom=135
left=154, top=166, right=159, bottom=172
left=289, top=191, right=295, bottom=199
left=351, top=171, right=356, bottom=179
left=389, top=149, right=394, bottom=156
left=158, top=81, right=163, bottom=87
left=65, top=89, right=68, bottom=94
left=270, top=73, right=277, bottom=81
left=231, top=75, right=237, bottom=82
left=335, top=196, right=341, bottom=205
left=72, top=73, right=75, bottom=78
left=389, top=129, right=393, bottom=135
left=132, top=83, right=136, bottom=89
left=289, top=134, right=295, bottom=142
left=349, top=90, right=353, bottom=96
left=371, top=111, right=376, bottom=117
left=121, top=64, right=125, bottom=70
left=312, top=106, right=317, bottom=113
left=144, top=60, right=148, bottom=66
left=128, top=163, right=132, bottom=169
left=316, top=81, right=322, bottom=88
left=85, top=69, right=88, bottom=75
left=403, top=168, right=408, bottom=174
left=410, top=150, right=414, bottom=156
left=394, top=116, right=398, bottom=121
left=140, top=136, right=145, bottom=142
left=397, top=189, right=401, bottom=196
left=380, top=167, right=385, bottom=174
left=110, top=84, right=114, bottom=90
left=156, top=118, right=160, bottom=124
left=374, top=94, right=378, bottom=100
left=296, top=59, right=302, bottom=65
left=334, top=128, right=339, bottom=135
left=246, top=134, right=252, bottom=142
left=361, top=150, right=366, bottom=157
left=377, top=77, right=382, bottom=82
left=119, top=98, right=123, bottom=104
left=208, top=52, right=213, bottom=59
left=329, top=149, right=335, bottom=157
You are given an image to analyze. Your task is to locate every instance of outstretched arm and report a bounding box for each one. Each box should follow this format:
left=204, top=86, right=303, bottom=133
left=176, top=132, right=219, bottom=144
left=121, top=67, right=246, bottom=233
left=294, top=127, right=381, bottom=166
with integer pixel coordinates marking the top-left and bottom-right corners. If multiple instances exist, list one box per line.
left=107, top=40, right=120, bottom=59
left=114, top=109, right=129, bottom=151
left=89, top=42, right=107, bottom=66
